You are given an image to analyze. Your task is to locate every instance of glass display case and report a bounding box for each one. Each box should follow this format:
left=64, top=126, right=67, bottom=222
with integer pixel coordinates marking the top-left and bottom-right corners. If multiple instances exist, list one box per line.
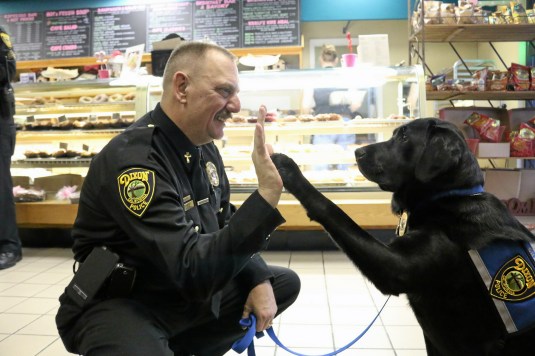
left=12, top=64, right=425, bottom=229
left=146, top=65, right=426, bottom=193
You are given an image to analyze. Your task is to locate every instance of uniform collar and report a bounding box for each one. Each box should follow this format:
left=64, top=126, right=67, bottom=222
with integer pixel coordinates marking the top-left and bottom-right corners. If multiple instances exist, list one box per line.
left=151, top=103, right=200, bottom=172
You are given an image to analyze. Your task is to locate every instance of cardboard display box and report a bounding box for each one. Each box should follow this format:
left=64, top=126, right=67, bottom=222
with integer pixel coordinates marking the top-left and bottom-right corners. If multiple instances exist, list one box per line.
left=477, top=142, right=510, bottom=158
left=484, top=169, right=535, bottom=201
left=33, top=174, right=84, bottom=200
left=12, top=176, right=30, bottom=188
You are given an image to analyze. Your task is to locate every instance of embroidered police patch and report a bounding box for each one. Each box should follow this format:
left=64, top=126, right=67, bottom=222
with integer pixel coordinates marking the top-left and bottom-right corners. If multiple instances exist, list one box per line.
left=117, top=168, right=155, bottom=217
left=1, top=32, right=12, bottom=49
left=205, top=161, right=219, bottom=187
left=490, top=255, right=535, bottom=302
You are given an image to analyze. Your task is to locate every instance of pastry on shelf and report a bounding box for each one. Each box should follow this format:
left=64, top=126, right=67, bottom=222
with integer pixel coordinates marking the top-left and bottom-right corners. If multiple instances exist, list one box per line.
left=37, top=150, right=52, bottom=158
left=92, top=94, right=109, bottom=103
left=23, top=150, right=39, bottom=158
left=57, top=120, right=74, bottom=130
left=13, top=186, right=46, bottom=202
left=124, top=92, right=136, bottom=101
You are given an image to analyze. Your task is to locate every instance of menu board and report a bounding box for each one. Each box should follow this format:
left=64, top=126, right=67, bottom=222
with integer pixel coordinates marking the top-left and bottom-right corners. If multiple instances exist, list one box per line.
left=242, top=0, right=300, bottom=47
left=0, top=1, right=301, bottom=62
left=92, top=5, right=147, bottom=55
left=0, top=12, right=44, bottom=60
left=44, top=9, right=91, bottom=58
left=147, top=2, right=194, bottom=51
left=193, top=0, right=240, bottom=49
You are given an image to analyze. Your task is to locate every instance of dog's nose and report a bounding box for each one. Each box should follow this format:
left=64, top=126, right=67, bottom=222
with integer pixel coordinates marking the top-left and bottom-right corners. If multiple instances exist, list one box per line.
left=355, top=148, right=366, bottom=161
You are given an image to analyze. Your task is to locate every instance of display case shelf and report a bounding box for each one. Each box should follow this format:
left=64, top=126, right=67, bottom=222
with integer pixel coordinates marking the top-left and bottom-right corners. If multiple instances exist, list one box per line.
left=411, top=24, right=535, bottom=43
left=426, top=91, right=535, bottom=101
left=13, top=65, right=424, bottom=230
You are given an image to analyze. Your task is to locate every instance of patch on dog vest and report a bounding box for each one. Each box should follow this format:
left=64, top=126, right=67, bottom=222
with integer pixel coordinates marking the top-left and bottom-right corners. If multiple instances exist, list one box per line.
left=469, top=240, right=535, bottom=334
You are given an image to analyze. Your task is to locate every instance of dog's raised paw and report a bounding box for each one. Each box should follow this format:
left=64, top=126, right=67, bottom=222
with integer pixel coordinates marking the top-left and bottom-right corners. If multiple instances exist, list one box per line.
left=271, top=153, right=302, bottom=188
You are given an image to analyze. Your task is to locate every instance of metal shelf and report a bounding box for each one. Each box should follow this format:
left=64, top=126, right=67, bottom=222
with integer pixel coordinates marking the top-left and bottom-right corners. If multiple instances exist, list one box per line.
left=426, top=91, right=535, bottom=101
left=411, top=24, right=535, bottom=43
left=12, top=158, right=93, bottom=168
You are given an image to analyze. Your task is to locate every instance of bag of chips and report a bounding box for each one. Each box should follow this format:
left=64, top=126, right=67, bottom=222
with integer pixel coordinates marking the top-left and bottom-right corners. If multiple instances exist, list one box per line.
left=509, top=128, right=535, bottom=157
left=508, top=63, right=531, bottom=91
left=464, top=112, right=505, bottom=143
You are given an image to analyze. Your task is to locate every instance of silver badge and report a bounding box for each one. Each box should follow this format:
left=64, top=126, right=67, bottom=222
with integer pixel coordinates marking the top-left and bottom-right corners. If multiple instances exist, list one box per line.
left=205, top=161, right=219, bottom=187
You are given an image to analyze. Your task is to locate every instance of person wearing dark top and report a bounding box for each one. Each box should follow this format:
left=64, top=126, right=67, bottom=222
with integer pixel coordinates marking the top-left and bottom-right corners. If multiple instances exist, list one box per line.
left=303, top=44, right=367, bottom=170
left=0, top=26, right=22, bottom=270
left=55, top=41, right=300, bottom=356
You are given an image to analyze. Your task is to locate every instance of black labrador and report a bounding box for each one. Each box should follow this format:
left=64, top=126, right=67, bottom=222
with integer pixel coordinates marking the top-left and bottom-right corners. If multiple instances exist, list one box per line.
left=271, top=118, right=535, bottom=356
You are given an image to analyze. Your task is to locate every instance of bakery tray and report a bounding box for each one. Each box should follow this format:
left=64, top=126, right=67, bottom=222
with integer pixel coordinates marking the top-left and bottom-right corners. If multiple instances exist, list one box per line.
left=12, top=158, right=93, bottom=168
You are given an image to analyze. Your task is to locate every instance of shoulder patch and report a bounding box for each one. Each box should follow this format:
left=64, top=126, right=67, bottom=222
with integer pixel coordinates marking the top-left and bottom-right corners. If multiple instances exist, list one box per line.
left=1, top=32, right=12, bottom=49
left=117, top=168, right=155, bottom=217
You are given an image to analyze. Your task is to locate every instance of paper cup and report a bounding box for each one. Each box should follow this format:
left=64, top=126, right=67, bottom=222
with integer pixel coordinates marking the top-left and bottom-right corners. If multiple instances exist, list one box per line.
left=98, top=69, right=110, bottom=79
left=341, top=53, right=357, bottom=67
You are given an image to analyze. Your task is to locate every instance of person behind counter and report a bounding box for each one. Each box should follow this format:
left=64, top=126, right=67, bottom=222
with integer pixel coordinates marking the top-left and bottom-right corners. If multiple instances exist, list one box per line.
left=0, top=26, right=22, bottom=270
left=302, top=44, right=368, bottom=170
left=56, top=41, right=301, bottom=356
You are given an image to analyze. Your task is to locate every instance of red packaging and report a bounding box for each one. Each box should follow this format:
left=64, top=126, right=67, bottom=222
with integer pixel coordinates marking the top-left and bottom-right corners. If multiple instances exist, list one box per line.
left=464, top=112, right=504, bottom=142
left=509, top=127, right=535, bottom=157
left=508, top=63, right=531, bottom=91
left=531, top=67, right=535, bottom=90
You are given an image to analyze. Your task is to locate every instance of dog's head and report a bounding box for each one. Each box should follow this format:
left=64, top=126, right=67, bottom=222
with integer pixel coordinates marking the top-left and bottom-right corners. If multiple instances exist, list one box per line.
left=355, top=118, right=483, bottom=210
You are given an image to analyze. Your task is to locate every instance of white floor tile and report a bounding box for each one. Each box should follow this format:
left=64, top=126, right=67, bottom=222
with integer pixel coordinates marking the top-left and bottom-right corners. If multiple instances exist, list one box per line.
left=0, top=247, right=433, bottom=355
left=276, top=324, right=333, bottom=348
left=0, top=313, right=40, bottom=333
left=17, top=314, right=58, bottom=336
left=332, top=324, right=391, bottom=349
left=384, top=325, right=426, bottom=350
left=36, top=338, right=74, bottom=356
left=0, top=334, right=57, bottom=356
left=0, top=283, right=50, bottom=298
left=0, top=296, right=26, bottom=312
left=6, top=297, right=58, bottom=314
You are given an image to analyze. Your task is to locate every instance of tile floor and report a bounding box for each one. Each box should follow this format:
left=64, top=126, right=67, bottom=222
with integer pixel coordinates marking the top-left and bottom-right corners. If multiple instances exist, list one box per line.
left=0, top=248, right=427, bottom=356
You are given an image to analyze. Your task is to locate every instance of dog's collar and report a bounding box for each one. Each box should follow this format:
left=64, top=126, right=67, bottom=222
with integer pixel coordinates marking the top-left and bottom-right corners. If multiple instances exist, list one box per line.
left=396, top=185, right=485, bottom=237
left=427, top=185, right=485, bottom=203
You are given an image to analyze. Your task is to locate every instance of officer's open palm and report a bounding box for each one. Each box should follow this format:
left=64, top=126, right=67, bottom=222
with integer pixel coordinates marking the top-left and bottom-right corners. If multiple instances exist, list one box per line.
left=252, top=105, right=283, bottom=208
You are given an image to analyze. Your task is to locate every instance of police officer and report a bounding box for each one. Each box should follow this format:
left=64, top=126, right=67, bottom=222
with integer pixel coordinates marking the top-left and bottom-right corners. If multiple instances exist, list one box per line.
left=56, top=41, right=300, bottom=355
left=0, top=26, right=22, bottom=270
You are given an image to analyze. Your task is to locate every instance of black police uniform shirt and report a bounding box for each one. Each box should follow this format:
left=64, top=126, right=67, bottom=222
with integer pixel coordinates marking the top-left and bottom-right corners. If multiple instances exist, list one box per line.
left=71, top=103, right=284, bottom=310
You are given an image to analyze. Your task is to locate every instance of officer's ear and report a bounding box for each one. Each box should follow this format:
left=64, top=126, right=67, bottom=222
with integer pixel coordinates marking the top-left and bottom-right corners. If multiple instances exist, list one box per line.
left=173, top=72, right=188, bottom=104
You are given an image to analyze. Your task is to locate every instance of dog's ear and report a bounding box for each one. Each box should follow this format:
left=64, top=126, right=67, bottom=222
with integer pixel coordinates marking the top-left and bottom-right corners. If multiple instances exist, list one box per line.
left=415, top=122, right=463, bottom=183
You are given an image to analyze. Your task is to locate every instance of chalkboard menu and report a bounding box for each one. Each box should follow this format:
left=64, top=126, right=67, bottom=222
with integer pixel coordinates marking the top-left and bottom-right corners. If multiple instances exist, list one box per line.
left=147, top=2, right=194, bottom=52
left=193, top=0, right=240, bottom=49
left=92, top=5, right=147, bottom=55
left=44, top=9, right=91, bottom=58
left=0, top=12, right=44, bottom=60
left=242, top=0, right=300, bottom=47
left=0, top=0, right=301, bottom=62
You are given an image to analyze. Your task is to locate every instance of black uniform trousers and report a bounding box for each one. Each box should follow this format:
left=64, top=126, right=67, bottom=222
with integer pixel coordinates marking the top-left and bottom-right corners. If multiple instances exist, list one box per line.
left=0, top=116, right=19, bottom=252
left=63, top=265, right=300, bottom=356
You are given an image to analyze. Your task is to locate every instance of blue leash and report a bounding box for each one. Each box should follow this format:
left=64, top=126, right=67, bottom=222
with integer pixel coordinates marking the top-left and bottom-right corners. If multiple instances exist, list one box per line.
left=232, top=296, right=390, bottom=356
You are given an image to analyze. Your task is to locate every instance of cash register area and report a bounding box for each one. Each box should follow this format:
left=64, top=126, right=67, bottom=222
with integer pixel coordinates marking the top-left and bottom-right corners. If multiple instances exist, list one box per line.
left=0, top=248, right=426, bottom=356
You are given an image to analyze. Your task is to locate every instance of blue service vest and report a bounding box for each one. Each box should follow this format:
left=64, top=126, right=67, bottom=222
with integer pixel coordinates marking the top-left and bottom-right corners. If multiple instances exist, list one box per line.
left=469, top=240, right=535, bottom=334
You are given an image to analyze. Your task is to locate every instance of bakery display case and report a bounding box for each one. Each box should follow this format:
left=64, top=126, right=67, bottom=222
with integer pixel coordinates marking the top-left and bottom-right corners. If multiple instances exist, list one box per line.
left=13, top=64, right=425, bottom=229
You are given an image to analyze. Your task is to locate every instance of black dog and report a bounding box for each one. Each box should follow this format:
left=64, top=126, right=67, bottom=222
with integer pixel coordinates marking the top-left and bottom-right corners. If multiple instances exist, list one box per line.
left=272, top=118, right=535, bottom=355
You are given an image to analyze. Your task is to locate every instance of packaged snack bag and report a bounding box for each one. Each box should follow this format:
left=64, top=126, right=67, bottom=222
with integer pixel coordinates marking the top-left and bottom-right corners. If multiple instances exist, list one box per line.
left=508, top=63, right=531, bottom=91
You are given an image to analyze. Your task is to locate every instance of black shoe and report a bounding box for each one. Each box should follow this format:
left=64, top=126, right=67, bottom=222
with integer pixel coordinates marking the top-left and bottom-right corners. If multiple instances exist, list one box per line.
left=0, top=250, right=22, bottom=270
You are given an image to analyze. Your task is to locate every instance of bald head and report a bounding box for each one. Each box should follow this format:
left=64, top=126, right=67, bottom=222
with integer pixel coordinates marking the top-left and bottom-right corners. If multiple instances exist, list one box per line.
left=162, top=42, right=236, bottom=91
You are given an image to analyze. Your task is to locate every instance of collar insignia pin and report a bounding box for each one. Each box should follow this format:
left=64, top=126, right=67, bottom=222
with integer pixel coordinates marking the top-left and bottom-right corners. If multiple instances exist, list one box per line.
left=184, top=152, right=191, bottom=164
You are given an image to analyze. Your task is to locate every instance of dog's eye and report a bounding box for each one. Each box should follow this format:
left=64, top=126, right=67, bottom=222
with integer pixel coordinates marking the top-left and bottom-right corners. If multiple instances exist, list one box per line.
left=398, top=128, right=409, bottom=142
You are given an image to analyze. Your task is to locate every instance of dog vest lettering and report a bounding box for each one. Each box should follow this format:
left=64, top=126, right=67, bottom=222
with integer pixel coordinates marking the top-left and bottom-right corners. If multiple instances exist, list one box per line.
left=469, top=240, right=535, bottom=334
